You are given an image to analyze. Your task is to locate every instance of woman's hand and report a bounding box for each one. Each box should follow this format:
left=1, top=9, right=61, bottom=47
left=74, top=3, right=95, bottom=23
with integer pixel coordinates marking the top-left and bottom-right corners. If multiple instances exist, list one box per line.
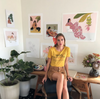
left=67, top=76, right=73, bottom=82
left=42, top=76, right=47, bottom=84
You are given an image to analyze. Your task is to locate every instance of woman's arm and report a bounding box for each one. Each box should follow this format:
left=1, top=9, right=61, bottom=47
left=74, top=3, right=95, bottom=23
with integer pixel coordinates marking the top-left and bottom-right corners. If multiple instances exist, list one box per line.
left=44, top=58, right=51, bottom=77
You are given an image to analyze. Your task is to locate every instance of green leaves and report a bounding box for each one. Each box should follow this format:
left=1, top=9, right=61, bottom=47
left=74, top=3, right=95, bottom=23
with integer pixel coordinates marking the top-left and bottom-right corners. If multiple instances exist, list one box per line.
left=35, top=16, right=40, bottom=22
left=74, top=13, right=86, bottom=18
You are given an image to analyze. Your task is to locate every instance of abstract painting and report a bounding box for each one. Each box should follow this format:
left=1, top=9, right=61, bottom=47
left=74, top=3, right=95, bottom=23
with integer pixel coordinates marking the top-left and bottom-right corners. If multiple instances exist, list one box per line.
left=6, top=10, right=15, bottom=27
left=26, top=38, right=40, bottom=58
left=62, top=12, right=98, bottom=41
left=44, top=23, right=59, bottom=39
left=4, top=29, right=19, bottom=47
left=29, top=14, right=42, bottom=35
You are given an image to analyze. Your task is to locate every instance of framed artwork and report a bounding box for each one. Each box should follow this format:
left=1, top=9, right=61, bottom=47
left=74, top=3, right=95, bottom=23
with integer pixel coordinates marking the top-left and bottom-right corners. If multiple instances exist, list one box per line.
left=5, top=10, right=15, bottom=27
left=4, top=29, right=19, bottom=47
left=44, top=23, right=59, bottom=39
left=62, top=12, right=98, bottom=41
left=26, top=38, right=40, bottom=58
left=29, top=14, right=42, bottom=35
left=67, top=44, right=78, bottom=65
left=41, top=43, right=54, bottom=58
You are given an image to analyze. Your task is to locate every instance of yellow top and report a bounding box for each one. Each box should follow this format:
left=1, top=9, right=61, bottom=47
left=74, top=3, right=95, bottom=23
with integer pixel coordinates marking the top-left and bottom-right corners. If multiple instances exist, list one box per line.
left=48, top=46, right=70, bottom=67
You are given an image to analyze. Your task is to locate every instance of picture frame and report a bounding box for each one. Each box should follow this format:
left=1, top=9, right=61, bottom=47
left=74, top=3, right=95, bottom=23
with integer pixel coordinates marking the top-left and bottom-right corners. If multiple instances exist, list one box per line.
left=62, top=11, right=98, bottom=41
left=5, top=10, right=15, bottom=27
left=4, top=28, right=19, bottom=47
left=29, top=14, right=43, bottom=35
left=44, top=22, right=59, bottom=39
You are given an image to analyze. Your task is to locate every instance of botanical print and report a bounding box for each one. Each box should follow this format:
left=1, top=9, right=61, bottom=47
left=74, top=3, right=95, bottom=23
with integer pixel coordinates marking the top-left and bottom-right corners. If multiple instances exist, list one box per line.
left=41, top=43, right=53, bottom=58
left=45, top=23, right=59, bottom=39
left=63, top=12, right=98, bottom=41
left=26, top=38, right=40, bottom=58
left=6, top=10, right=15, bottom=27
left=67, top=44, right=78, bottom=65
left=4, top=29, right=19, bottom=47
left=29, top=14, right=42, bottom=35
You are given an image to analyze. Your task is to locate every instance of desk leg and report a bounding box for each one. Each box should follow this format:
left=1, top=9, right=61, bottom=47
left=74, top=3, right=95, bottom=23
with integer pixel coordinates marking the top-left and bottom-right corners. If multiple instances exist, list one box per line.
left=89, top=83, right=93, bottom=99
left=85, top=83, right=90, bottom=99
left=34, top=76, right=39, bottom=99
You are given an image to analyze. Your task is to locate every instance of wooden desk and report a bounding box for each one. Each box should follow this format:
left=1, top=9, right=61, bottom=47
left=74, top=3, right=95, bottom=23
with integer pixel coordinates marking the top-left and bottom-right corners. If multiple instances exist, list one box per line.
left=31, top=70, right=77, bottom=99
left=72, top=72, right=100, bottom=99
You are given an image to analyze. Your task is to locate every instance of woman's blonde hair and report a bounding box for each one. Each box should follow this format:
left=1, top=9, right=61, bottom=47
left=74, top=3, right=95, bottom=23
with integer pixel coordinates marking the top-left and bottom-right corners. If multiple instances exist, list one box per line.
left=54, top=33, right=66, bottom=47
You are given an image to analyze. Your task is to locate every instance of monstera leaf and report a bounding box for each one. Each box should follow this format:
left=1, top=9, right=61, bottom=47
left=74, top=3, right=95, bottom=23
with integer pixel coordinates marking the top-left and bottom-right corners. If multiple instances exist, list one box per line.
left=35, top=16, right=40, bottom=22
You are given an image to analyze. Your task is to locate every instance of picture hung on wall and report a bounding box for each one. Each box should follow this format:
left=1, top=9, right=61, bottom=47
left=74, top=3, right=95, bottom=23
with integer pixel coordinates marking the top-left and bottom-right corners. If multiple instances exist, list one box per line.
left=62, top=12, right=98, bottom=41
left=44, top=23, right=59, bottom=39
left=26, top=38, right=40, bottom=58
left=4, top=29, right=19, bottom=47
left=41, top=43, right=53, bottom=58
left=29, top=14, right=42, bottom=35
left=66, top=44, right=78, bottom=65
left=5, top=10, right=15, bottom=27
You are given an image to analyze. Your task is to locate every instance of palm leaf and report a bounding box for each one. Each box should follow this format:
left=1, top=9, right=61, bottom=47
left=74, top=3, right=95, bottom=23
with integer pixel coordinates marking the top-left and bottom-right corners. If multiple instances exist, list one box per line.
left=74, top=13, right=86, bottom=19
left=79, top=13, right=92, bottom=22
left=35, top=16, right=40, bottom=22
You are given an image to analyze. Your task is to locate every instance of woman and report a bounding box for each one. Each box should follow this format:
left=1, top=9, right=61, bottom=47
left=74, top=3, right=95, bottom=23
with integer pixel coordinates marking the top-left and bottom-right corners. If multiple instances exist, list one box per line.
left=46, top=27, right=57, bottom=37
left=65, top=18, right=86, bottom=40
left=42, top=33, right=73, bottom=99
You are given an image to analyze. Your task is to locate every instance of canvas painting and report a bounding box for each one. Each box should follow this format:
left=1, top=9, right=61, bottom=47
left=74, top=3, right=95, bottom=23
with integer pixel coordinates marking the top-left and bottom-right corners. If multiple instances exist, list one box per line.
left=67, top=44, right=78, bottom=65
left=6, top=10, right=15, bottom=27
left=26, top=38, right=40, bottom=58
left=4, top=29, right=19, bottom=47
left=45, top=23, right=59, bottom=39
left=41, top=43, right=54, bottom=58
left=29, top=14, right=42, bottom=35
left=62, top=12, right=98, bottom=41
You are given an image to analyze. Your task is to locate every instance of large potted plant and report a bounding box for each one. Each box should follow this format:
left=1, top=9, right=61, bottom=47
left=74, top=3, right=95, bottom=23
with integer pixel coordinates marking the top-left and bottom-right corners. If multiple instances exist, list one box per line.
left=11, top=59, right=36, bottom=97
left=0, top=58, right=19, bottom=99
left=10, top=50, right=36, bottom=97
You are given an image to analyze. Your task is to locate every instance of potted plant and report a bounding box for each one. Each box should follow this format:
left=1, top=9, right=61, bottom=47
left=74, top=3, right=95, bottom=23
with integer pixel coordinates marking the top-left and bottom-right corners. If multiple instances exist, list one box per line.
left=0, top=58, right=19, bottom=99
left=10, top=50, right=36, bottom=97
left=82, top=53, right=100, bottom=77
left=11, top=59, right=36, bottom=97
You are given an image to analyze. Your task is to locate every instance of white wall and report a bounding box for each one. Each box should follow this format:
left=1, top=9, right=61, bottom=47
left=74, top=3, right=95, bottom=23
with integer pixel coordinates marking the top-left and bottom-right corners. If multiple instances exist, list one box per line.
left=0, top=0, right=24, bottom=80
left=21, top=0, right=100, bottom=99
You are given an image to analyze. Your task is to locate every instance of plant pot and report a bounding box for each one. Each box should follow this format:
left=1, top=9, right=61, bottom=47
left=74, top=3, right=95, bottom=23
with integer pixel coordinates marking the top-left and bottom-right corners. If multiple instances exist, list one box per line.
left=0, top=79, right=19, bottom=99
left=19, top=80, right=30, bottom=97
left=89, top=68, right=99, bottom=77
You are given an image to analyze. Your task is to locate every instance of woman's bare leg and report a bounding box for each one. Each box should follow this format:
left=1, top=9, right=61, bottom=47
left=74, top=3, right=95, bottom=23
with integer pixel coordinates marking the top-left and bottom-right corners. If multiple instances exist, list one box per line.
left=52, top=72, right=64, bottom=99
left=62, top=78, right=69, bottom=99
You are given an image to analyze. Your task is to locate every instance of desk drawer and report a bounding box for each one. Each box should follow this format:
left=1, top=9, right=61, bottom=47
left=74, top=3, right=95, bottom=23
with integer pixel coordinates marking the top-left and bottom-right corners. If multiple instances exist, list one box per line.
left=72, top=79, right=87, bottom=92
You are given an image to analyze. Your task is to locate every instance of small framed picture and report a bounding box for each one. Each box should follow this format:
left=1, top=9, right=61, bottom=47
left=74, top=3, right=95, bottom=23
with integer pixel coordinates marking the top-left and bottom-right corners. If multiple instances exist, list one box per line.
left=29, top=14, right=43, bottom=35
left=44, top=23, right=59, bottom=39
left=4, top=29, right=19, bottom=47
left=5, top=10, right=15, bottom=27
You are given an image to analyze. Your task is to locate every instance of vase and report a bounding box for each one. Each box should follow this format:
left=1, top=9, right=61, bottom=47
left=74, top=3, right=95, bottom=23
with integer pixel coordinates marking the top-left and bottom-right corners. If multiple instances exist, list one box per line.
left=89, top=67, right=99, bottom=77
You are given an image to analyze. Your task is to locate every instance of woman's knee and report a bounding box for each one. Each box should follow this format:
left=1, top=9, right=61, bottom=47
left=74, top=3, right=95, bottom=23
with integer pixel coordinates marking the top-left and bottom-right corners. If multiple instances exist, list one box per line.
left=58, top=73, right=64, bottom=81
left=63, top=85, right=68, bottom=92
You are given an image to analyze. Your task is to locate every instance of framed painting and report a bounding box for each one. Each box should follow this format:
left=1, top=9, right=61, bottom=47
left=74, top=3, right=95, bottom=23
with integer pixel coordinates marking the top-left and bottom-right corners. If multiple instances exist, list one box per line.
left=44, top=23, right=59, bottom=39
left=67, top=44, right=78, bottom=65
left=29, top=14, right=42, bottom=35
left=5, top=10, right=15, bottom=27
left=4, top=29, right=19, bottom=47
left=41, top=43, right=54, bottom=58
left=26, top=38, right=40, bottom=58
left=62, top=12, right=98, bottom=41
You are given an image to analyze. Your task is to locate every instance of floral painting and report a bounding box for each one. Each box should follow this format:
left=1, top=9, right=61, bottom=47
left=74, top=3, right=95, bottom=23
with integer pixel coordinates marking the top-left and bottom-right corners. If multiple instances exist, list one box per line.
left=41, top=43, right=53, bottom=58
left=45, top=23, right=59, bottom=39
left=29, top=14, right=42, bottom=35
left=4, top=29, right=19, bottom=47
left=6, top=10, right=15, bottom=27
left=62, top=12, right=98, bottom=41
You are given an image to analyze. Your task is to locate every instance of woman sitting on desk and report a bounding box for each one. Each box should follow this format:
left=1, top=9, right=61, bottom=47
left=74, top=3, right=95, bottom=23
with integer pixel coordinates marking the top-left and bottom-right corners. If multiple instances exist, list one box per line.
left=42, top=33, right=73, bottom=99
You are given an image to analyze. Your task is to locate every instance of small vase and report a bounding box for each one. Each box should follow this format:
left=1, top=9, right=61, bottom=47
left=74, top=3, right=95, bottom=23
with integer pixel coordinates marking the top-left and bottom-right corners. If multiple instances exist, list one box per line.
left=89, top=67, right=99, bottom=77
